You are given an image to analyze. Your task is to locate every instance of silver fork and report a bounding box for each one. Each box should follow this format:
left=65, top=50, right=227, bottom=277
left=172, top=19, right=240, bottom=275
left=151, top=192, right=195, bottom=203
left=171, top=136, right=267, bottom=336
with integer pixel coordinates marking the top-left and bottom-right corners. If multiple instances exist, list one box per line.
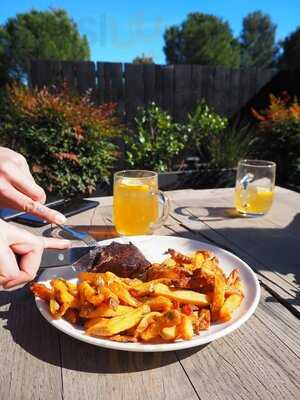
left=56, top=224, right=98, bottom=247
left=56, top=224, right=99, bottom=269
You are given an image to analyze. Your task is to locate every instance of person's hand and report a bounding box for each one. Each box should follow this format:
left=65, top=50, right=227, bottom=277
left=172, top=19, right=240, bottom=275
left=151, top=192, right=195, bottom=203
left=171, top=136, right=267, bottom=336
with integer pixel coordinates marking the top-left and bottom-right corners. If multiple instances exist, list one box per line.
left=0, top=147, right=66, bottom=224
left=0, top=220, right=70, bottom=289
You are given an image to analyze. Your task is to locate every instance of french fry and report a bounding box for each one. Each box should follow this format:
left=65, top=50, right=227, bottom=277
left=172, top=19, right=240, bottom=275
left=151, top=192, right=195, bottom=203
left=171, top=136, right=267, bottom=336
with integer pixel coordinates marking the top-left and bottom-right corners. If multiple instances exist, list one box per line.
left=65, top=281, right=78, bottom=296
left=49, top=298, right=60, bottom=316
left=31, top=283, right=53, bottom=301
left=128, top=281, right=156, bottom=297
left=50, top=299, right=69, bottom=319
left=167, top=249, right=192, bottom=264
left=134, top=312, right=162, bottom=337
left=78, top=281, right=95, bottom=301
left=88, top=294, right=105, bottom=306
left=121, top=277, right=143, bottom=287
left=140, top=322, right=161, bottom=342
left=99, top=287, right=119, bottom=309
left=77, top=272, right=102, bottom=284
left=146, top=295, right=173, bottom=312
left=86, top=304, right=150, bottom=337
left=191, top=251, right=205, bottom=270
left=233, top=277, right=244, bottom=292
left=83, top=304, right=134, bottom=319
left=64, top=309, right=79, bottom=324
left=128, top=279, right=170, bottom=297
left=104, top=271, right=131, bottom=288
left=226, top=268, right=240, bottom=287
left=219, top=294, right=243, bottom=322
left=196, top=309, right=211, bottom=332
left=79, top=304, right=95, bottom=318
left=225, top=269, right=244, bottom=297
left=158, top=309, right=182, bottom=328
left=177, top=315, right=194, bottom=340
left=78, top=281, right=104, bottom=306
left=161, top=258, right=177, bottom=268
left=160, top=325, right=177, bottom=341
left=153, top=283, right=209, bottom=306
left=108, top=334, right=138, bottom=343
left=108, top=281, right=140, bottom=307
left=51, top=279, right=75, bottom=305
left=225, top=287, right=243, bottom=298
left=84, top=317, right=103, bottom=330
left=211, top=270, right=226, bottom=321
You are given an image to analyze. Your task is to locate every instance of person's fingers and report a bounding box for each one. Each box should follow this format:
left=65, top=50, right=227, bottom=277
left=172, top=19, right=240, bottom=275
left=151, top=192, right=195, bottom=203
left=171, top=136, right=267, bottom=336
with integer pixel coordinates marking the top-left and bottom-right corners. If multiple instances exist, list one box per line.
left=0, top=244, right=20, bottom=286
left=3, top=238, right=71, bottom=288
left=43, top=237, right=71, bottom=249
left=3, top=271, right=34, bottom=289
left=3, top=248, right=43, bottom=289
left=4, top=240, right=44, bottom=288
left=1, top=163, right=46, bottom=203
left=1, top=185, right=66, bottom=224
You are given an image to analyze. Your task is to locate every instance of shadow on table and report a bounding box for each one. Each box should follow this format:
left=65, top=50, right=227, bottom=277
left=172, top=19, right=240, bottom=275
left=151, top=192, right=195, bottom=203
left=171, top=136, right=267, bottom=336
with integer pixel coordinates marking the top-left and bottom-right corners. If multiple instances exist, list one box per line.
left=172, top=208, right=300, bottom=309
left=0, top=288, right=207, bottom=373
left=175, top=206, right=239, bottom=222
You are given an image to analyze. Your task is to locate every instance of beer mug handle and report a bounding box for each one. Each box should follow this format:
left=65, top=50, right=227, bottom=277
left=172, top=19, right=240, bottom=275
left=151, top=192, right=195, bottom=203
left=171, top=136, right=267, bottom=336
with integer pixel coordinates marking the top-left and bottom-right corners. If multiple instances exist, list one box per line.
left=150, top=191, right=170, bottom=231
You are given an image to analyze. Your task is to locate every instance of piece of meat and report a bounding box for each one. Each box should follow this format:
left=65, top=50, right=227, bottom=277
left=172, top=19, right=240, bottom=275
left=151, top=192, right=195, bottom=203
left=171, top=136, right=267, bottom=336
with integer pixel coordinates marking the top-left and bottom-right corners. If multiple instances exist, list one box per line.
left=88, top=242, right=151, bottom=278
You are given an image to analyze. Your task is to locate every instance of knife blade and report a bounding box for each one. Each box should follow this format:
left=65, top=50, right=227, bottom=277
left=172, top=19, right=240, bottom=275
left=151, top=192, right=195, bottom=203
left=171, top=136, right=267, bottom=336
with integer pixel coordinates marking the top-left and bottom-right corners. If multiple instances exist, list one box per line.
left=40, top=246, right=98, bottom=269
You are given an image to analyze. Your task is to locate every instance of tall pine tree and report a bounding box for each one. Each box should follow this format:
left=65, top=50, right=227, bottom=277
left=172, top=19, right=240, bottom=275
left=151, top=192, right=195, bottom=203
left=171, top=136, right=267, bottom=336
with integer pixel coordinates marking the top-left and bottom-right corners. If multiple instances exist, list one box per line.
left=0, top=9, right=90, bottom=83
left=240, top=11, right=277, bottom=68
left=163, top=13, right=240, bottom=67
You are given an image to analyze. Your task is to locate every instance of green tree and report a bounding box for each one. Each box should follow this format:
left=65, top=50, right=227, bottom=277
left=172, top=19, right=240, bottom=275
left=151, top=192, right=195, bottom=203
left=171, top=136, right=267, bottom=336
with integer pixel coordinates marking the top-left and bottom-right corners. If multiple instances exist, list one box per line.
left=163, top=13, right=240, bottom=67
left=240, top=11, right=278, bottom=68
left=280, top=27, right=300, bottom=69
left=132, top=54, right=155, bottom=64
left=0, top=9, right=90, bottom=82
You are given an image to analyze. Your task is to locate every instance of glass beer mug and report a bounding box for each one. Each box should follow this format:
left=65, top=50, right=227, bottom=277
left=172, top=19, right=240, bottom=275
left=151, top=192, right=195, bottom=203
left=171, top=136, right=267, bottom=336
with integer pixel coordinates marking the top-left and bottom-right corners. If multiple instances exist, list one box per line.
left=113, top=170, right=170, bottom=235
left=234, top=160, right=276, bottom=216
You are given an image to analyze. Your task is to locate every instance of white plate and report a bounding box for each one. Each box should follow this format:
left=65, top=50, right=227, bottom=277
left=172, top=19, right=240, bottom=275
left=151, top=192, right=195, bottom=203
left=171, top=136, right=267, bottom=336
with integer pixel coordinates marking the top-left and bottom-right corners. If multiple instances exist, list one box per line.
left=36, top=235, right=260, bottom=352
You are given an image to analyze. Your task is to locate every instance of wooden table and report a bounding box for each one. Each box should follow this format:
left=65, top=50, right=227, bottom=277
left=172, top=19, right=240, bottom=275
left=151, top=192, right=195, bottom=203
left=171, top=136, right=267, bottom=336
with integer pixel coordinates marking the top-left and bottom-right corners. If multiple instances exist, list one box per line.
left=0, top=187, right=299, bottom=400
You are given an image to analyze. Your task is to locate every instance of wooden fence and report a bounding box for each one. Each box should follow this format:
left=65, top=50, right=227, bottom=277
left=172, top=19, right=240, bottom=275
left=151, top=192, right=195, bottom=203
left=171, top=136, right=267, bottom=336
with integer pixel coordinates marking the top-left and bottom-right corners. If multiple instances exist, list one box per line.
left=29, top=60, right=285, bottom=121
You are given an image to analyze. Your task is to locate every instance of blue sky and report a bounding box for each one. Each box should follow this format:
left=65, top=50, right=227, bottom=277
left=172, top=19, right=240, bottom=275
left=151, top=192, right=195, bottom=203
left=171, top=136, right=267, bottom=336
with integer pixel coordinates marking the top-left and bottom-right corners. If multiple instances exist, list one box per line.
left=1, top=1, right=300, bottom=64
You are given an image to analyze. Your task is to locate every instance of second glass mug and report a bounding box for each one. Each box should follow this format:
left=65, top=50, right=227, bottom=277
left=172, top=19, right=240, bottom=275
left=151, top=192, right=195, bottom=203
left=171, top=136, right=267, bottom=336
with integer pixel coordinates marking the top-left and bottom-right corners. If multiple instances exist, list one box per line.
left=113, top=170, right=170, bottom=236
left=234, top=159, right=276, bottom=216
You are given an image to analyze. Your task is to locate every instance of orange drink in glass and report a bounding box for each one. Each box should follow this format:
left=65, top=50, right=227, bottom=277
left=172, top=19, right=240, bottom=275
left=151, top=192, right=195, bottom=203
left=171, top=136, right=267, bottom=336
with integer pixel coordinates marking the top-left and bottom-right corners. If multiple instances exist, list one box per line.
left=234, top=160, right=276, bottom=216
left=113, top=170, right=169, bottom=235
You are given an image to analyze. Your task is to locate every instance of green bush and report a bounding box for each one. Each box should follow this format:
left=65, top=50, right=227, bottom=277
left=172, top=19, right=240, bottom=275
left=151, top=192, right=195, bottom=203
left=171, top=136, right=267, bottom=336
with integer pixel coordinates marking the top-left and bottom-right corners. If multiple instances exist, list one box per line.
left=252, top=93, right=300, bottom=185
left=125, top=102, right=188, bottom=172
left=0, top=84, right=122, bottom=196
left=187, top=101, right=228, bottom=163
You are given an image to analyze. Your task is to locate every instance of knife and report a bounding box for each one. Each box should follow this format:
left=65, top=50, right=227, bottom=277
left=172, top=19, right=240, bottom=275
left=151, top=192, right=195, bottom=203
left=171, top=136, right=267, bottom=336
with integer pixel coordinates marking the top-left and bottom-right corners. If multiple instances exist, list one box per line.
left=40, top=246, right=98, bottom=269
left=52, top=224, right=100, bottom=269
left=39, top=225, right=119, bottom=269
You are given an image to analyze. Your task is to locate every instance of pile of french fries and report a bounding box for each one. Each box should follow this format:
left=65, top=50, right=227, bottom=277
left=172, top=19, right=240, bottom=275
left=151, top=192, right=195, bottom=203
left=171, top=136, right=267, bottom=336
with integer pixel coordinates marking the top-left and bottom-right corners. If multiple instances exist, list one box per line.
left=31, top=249, right=244, bottom=343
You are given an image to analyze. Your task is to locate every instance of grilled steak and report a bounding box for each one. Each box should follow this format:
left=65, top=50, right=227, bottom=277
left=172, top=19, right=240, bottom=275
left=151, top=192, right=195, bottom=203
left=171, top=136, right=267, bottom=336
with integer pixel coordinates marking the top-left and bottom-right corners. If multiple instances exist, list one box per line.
left=88, top=241, right=151, bottom=278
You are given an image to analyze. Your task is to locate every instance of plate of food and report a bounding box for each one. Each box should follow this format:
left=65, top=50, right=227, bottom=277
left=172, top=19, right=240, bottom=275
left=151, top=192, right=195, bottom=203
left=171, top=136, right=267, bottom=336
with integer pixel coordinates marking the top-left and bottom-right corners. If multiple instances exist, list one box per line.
left=32, top=235, right=260, bottom=352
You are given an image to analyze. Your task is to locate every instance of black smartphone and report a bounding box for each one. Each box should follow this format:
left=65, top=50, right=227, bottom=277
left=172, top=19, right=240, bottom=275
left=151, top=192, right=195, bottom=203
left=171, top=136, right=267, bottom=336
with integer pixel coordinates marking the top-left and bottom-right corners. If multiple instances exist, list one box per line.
left=12, top=199, right=99, bottom=227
